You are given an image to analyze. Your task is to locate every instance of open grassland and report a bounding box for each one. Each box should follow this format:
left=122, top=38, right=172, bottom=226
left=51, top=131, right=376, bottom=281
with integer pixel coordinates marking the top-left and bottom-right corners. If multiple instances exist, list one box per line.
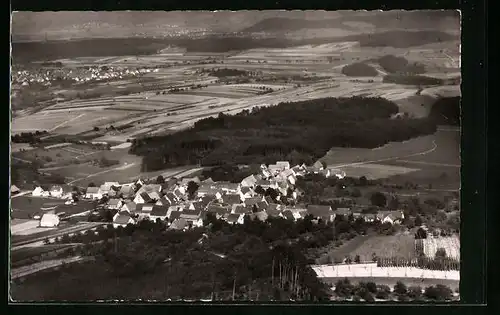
left=326, top=234, right=417, bottom=262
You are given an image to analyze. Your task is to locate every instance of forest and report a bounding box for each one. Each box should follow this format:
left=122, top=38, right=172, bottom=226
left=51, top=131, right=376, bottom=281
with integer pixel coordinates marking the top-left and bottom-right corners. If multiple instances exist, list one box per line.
left=428, top=96, right=460, bottom=126
left=130, top=97, right=438, bottom=172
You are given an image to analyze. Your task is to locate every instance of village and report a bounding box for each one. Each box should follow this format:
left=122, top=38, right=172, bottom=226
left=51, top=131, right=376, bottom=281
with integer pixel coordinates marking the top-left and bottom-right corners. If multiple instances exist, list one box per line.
left=10, top=159, right=410, bottom=234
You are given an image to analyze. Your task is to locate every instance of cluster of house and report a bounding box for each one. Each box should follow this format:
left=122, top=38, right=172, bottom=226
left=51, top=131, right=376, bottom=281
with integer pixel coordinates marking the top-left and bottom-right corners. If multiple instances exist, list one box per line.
left=23, top=160, right=405, bottom=231
left=12, top=66, right=159, bottom=87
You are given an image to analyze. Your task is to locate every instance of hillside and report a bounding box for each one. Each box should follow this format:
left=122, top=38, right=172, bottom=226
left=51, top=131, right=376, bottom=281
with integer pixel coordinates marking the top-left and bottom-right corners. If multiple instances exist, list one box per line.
left=241, top=11, right=459, bottom=33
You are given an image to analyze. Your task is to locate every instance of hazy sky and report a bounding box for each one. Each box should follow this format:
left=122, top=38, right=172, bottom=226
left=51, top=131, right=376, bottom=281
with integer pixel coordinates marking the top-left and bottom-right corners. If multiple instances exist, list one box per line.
left=11, top=11, right=460, bottom=41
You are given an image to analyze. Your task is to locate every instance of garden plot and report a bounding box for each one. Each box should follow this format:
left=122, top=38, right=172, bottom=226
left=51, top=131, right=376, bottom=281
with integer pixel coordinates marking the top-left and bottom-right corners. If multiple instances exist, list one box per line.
left=421, top=236, right=460, bottom=260
left=337, top=234, right=417, bottom=262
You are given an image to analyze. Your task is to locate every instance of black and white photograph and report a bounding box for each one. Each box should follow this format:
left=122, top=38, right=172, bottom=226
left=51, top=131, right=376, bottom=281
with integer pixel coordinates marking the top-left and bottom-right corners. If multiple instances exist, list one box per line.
left=10, top=10, right=461, bottom=302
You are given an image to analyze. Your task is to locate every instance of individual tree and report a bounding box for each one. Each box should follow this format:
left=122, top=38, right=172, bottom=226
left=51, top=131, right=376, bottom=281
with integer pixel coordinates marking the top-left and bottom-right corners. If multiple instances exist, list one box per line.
left=424, top=285, right=453, bottom=301
left=387, top=196, right=400, bottom=210
left=359, top=176, right=368, bottom=186
left=393, top=281, right=408, bottom=295
left=415, top=215, right=423, bottom=226
left=415, top=227, right=427, bottom=239
left=375, top=285, right=391, bottom=300
left=354, top=255, right=361, bottom=263
left=156, top=175, right=165, bottom=184
left=255, top=185, right=266, bottom=195
left=88, top=182, right=96, bottom=187
left=187, top=181, right=199, bottom=199
left=366, top=282, right=377, bottom=294
left=370, top=192, right=387, bottom=207
left=435, top=247, right=447, bottom=259
left=407, top=286, right=422, bottom=299
left=93, top=126, right=100, bottom=132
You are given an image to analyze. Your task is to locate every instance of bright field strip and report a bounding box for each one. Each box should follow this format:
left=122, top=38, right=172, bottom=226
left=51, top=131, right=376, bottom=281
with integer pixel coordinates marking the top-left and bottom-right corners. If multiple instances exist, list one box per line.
left=422, top=236, right=460, bottom=260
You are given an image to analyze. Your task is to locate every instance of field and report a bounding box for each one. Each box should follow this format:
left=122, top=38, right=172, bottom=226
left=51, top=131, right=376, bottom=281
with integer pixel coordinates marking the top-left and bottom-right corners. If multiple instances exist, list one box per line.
left=326, top=234, right=417, bottom=262
left=10, top=196, right=95, bottom=220
left=321, top=128, right=460, bottom=190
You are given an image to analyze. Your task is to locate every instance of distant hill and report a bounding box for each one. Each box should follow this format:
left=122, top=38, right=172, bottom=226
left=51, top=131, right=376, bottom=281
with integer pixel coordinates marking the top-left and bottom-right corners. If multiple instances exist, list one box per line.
left=347, top=30, right=457, bottom=48
left=241, top=11, right=459, bottom=33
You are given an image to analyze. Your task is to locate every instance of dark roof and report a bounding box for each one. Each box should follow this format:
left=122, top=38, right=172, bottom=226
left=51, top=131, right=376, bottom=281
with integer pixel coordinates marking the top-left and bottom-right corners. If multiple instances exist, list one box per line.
left=241, top=186, right=252, bottom=194
left=180, top=210, right=202, bottom=219
left=222, top=194, right=241, bottom=205
left=191, top=201, right=206, bottom=211
left=139, top=192, right=153, bottom=202
left=244, top=197, right=262, bottom=206
left=307, top=205, right=333, bottom=217
left=165, top=192, right=177, bottom=201
left=234, top=205, right=253, bottom=215
left=156, top=197, right=171, bottom=207
left=86, top=187, right=99, bottom=194
left=256, top=201, right=268, bottom=209
left=150, top=205, right=169, bottom=216
left=114, top=212, right=132, bottom=225
left=335, top=208, right=352, bottom=216
left=169, top=211, right=182, bottom=220
left=282, top=210, right=295, bottom=220
left=207, top=205, right=230, bottom=215
left=226, top=213, right=241, bottom=223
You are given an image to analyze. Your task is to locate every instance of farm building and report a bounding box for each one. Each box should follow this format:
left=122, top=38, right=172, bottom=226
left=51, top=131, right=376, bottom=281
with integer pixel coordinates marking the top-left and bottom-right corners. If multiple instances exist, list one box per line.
left=112, top=211, right=136, bottom=228
left=49, top=186, right=64, bottom=198
left=85, top=187, right=102, bottom=200
left=39, top=213, right=60, bottom=228
left=11, top=185, right=20, bottom=195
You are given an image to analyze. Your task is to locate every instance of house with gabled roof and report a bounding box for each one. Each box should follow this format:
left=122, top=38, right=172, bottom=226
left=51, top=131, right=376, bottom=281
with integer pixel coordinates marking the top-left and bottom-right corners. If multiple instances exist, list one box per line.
left=206, top=204, right=230, bottom=219
left=202, top=177, right=215, bottom=184
left=134, top=192, right=154, bottom=204
left=85, top=187, right=102, bottom=200
left=335, top=207, right=352, bottom=217
left=149, top=205, right=170, bottom=221
left=213, top=182, right=241, bottom=194
left=225, top=213, right=245, bottom=225
left=147, top=191, right=162, bottom=202
left=49, top=185, right=64, bottom=198
left=168, top=210, right=182, bottom=222
left=39, top=213, right=60, bottom=227
left=170, top=218, right=189, bottom=230
left=180, top=210, right=204, bottom=227
left=113, top=211, right=136, bottom=228
left=249, top=210, right=268, bottom=222
left=119, top=185, right=135, bottom=199
left=233, top=204, right=254, bottom=215
left=155, top=196, right=172, bottom=207
left=239, top=186, right=254, bottom=200
left=276, top=161, right=291, bottom=170
left=188, top=201, right=206, bottom=212
left=243, top=196, right=266, bottom=207
left=277, top=169, right=297, bottom=185
left=241, top=174, right=258, bottom=188
left=106, top=198, right=123, bottom=210
left=377, top=210, right=404, bottom=224
left=313, top=161, right=324, bottom=170
left=172, top=186, right=186, bottom=200
left=136, top=184, right=162, bottom=196
left=307, top=205, right=336, bottom=222
left=255, top=179, right=277, bottom=190
left=11, top=185, right=20, bottom=195
left=220, top=193, right=242, bottom=206
left=196, top=184, right=223, bottom=199
left=32, top=186, right=45, bottom=197
left=121, top=201, right=137, bottom=214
